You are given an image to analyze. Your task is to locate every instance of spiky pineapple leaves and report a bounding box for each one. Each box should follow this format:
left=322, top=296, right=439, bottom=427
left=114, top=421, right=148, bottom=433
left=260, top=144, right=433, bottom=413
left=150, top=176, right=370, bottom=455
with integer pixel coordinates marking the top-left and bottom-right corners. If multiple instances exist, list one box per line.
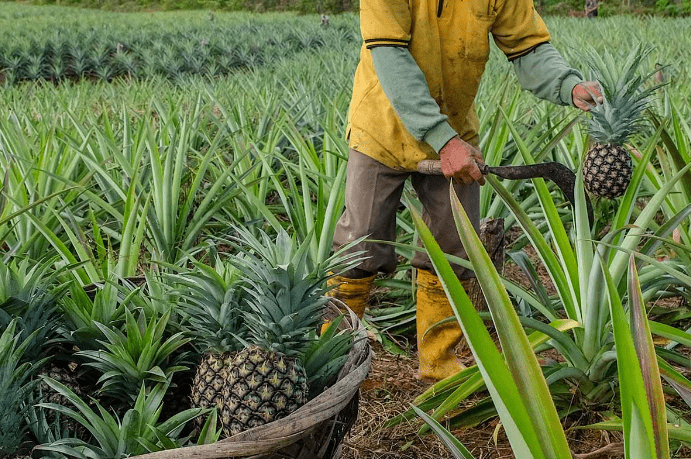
left=573, top=254, right=686, bottom=459
left=409, top=190, right=572, bottom=459
left=0, top=320, right=46, bottom=455
left=36, top=378, right=207, bottom=457
left=224, top=225, right=362, bottom=284
left=600, top=254, right=668, bottom=457
left=77, top=308, right=191, bottom=401
left=216, top=225, right=362, bottom=384
left=303, top=315, right=354, bottom=399
left=584, top=44, right=662, bottom=145
left=174, top=260, right=250, bottom=356
left=410, top=183, right=681, bottom=458
left=412, top=405, right=477, bottom=459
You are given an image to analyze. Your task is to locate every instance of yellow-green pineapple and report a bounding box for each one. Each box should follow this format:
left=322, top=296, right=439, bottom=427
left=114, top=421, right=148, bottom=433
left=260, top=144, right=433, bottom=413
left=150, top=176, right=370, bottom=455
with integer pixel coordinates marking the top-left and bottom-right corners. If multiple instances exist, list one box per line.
left=583, top=44, right=659, bottom=199
left=220, top=228, right=330, bottom=436
left=177, top=263, right=249, bottom=432
left=183, top=227, right=361, bottom=437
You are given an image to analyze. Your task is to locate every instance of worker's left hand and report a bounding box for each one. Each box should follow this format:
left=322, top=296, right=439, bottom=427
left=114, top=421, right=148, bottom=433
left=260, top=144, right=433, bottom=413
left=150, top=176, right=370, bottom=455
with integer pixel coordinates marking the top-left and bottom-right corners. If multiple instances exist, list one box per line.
left=572, top=81, right=604, bottom=112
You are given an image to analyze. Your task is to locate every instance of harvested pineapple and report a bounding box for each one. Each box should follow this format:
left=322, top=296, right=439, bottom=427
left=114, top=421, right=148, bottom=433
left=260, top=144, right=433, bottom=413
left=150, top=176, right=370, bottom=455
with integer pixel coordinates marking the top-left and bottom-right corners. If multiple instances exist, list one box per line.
left=220, top=228, right=335, bottom=436
left=177, top=262, right=250, bottom=432
left=183, top=227, right=361, bottom=437
left=582, top=44, right=660, bottom=198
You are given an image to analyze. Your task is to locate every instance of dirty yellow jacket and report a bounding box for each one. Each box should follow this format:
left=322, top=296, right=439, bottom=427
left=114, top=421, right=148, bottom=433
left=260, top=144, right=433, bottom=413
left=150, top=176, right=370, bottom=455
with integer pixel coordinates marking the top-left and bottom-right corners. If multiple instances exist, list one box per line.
left=347, top=0, right=551, bottom=170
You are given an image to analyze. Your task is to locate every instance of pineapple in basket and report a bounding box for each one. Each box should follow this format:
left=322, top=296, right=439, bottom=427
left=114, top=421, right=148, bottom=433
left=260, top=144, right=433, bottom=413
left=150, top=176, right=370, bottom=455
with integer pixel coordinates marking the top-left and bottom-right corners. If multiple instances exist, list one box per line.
left=221, top=226, right=361, bottom=436
left=183, top=227, right=361, bottom=437
left=176, top=262, right=250, bottom=431
left=582, top=44, right=660, bottom=199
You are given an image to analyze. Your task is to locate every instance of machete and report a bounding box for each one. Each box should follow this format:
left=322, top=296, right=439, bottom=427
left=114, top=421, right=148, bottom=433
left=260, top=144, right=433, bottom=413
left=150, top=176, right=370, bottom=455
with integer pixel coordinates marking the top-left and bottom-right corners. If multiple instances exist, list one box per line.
left=417, top=159, right=594, bottom=224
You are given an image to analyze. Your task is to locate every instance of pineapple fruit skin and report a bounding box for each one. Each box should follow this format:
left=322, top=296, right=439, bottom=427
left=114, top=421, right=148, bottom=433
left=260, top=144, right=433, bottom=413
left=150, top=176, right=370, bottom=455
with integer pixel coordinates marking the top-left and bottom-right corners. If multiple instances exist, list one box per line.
left=190, top=352, right=235, bottom=412
left=221, top=345, right=308, bottom=437
left=583, top=143, right=632, bottom=198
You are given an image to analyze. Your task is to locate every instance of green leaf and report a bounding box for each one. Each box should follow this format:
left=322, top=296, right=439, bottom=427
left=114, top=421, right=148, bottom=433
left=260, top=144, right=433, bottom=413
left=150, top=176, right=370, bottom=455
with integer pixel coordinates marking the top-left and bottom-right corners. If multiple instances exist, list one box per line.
left=657, top=358, right=691, bottom=409
left=197, top=408, right=222, bottom=444
left=628, top=255, right=669, bottom=458
left=448, top=187, right=572, bottom=458
left=412, top=405, right=476, bottom=459
left=410, top=192, right=564, bottom=459
left=487, top=176, right=578, bottom=322
left=601, top=253, right=665, bottom=458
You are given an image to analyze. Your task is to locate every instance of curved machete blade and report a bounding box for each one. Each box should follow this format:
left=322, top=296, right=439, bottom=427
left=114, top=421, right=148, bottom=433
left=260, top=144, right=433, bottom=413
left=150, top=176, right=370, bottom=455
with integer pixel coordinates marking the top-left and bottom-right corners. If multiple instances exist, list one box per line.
left=417, top=160, right=594, bottom=225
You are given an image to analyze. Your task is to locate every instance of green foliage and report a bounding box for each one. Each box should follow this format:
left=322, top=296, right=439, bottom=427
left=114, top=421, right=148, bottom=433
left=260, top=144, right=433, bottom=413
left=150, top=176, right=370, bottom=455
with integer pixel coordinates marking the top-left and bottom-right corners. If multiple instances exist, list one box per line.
left=655, top=0, right=691, bottom=16
left=21, top=0, right=357, bottom=13
left=222, top=225, right=361, bottom=357
left=0, top=4, right=690, bottom=454
left=302, top=315, right=354, bottom=399
left=413, top=199, right=678, bottom=456
left=77, top=309, right=191, bottom=401
left=0, top=5, right=354, bottom=85
left=536, top=0, right=691, bottom=16
left=173, top=261, right=251, bottom=355
left=36, top=378, right=207, bottom=458
left=0, top=321, right=45, bottom=455
left=584, top=44, right=660, bottom=145
left=59, top=280, right=130, bottom=351
left=0, top=258, right=67, bottom=362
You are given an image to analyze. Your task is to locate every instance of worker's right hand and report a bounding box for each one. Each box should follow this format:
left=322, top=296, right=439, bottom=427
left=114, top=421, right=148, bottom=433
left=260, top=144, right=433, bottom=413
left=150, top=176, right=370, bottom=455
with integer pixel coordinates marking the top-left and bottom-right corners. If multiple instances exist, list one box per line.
left=439, top=136, right=486, bottom=185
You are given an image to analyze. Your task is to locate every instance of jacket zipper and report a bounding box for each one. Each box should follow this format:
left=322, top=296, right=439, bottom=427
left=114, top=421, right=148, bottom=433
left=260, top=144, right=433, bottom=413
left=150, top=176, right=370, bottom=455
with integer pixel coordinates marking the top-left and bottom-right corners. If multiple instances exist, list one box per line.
left=437, top=0, right=444, bottom=17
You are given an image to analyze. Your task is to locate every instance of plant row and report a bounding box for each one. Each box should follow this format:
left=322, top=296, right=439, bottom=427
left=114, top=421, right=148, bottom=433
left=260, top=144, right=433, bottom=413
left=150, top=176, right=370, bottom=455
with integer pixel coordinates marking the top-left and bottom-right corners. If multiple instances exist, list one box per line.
left=0, top=11, right=358, bottom=84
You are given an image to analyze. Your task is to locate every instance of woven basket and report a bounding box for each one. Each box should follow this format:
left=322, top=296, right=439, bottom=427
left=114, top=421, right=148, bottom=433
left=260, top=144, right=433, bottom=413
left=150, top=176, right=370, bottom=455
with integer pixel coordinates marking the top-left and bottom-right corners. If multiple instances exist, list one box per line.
left=134, top=299, right=372, bottom=459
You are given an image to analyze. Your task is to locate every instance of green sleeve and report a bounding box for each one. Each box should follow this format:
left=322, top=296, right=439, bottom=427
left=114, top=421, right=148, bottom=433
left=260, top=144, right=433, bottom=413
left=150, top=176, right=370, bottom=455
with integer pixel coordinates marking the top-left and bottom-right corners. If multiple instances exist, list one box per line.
left=371, top=46, right=457, bottom=153
left=512, top=43, right=583, bottom=106
left=371, top=44, right=583, bottom=153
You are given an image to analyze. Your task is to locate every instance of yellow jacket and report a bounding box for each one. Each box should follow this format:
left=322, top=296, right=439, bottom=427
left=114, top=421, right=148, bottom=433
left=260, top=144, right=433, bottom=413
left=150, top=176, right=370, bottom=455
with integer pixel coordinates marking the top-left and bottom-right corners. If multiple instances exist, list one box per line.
left=347, top=0, right=551, bottom=171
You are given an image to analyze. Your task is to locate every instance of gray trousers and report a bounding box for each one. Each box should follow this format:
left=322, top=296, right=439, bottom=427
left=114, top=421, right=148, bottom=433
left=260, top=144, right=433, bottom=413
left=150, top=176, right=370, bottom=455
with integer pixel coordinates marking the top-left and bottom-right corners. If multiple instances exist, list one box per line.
left=333, top=150, right=480, bottom=280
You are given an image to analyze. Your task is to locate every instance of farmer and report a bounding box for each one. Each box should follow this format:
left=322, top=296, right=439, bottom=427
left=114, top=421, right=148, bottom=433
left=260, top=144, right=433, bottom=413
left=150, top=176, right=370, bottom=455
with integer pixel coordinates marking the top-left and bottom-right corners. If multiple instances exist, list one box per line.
left=330, top=0, right=602, bottom=381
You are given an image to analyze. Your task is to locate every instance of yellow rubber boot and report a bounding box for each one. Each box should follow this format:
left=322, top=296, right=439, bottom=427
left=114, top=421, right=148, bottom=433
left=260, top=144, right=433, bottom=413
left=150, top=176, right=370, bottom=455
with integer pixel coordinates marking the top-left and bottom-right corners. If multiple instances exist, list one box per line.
left=321, top=274, right=376, bottom=334
left=326, top=274, right=376, bottom=319
left=416, top=269, right=466, bottom=381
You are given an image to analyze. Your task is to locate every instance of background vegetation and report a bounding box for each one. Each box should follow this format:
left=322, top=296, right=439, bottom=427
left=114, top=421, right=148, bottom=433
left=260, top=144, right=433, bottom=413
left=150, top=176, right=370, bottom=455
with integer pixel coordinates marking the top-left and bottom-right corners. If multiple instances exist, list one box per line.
left=3, top=0, right=691, bottom=16
left=1, top=2, right=690, bottom=457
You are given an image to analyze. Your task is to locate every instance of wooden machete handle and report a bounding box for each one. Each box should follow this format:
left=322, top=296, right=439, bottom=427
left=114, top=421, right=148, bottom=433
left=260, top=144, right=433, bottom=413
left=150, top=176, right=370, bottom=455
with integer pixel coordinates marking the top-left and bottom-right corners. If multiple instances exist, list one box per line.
left=417, top=160, right=489, bottom=176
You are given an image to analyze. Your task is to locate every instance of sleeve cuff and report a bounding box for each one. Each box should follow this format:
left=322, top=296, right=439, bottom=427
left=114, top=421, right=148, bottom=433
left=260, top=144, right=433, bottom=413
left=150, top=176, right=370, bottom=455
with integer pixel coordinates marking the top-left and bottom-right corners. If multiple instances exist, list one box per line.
left=424, top=121, right=458, bottom=153
left=560, top=74, right=584, bottom=106
left=365, top=38, right=410, bottom=49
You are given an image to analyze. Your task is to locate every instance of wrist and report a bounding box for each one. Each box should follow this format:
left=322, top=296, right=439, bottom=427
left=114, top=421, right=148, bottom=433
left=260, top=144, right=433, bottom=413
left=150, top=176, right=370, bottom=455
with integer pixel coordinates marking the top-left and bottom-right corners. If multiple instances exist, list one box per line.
left=562, top=74, right=583, bottom=106
left=425, top=121, right=458, bottom=153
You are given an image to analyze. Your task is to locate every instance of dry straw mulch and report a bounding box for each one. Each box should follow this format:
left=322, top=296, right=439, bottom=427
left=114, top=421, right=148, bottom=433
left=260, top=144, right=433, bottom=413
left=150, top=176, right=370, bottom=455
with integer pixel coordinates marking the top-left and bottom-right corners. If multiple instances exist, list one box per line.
left=340, top=341, right=515, bottom=459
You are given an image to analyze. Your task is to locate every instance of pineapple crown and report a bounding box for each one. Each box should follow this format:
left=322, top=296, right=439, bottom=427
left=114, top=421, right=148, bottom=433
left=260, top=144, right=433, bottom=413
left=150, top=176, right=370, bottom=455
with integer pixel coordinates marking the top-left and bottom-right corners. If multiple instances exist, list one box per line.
left=174, top=261, right=250, bottom=355
left=584, top=44, right=661, bottom=145
left=242, top=269, right=328, bottom=357
left=223, top=225, right=363, bottom=358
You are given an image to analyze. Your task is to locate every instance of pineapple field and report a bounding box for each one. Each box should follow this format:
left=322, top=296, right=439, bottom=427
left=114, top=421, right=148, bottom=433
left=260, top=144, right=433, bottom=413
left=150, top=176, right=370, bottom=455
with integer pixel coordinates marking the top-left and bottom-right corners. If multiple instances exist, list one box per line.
left=1, top=2, right=691, bottom=458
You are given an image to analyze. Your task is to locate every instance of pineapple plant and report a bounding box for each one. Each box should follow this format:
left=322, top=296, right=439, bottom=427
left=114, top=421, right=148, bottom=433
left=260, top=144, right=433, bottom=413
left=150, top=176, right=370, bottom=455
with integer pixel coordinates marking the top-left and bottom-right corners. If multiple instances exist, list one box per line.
left=221, top=263, right=324, bottom=434
left=0, top=320, right=45, bottom=457
left=36, top=378, right=208, bottom=457
left=0, top=258, right=87, bottom=439
left=582, top=44, right=660, bottom=198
